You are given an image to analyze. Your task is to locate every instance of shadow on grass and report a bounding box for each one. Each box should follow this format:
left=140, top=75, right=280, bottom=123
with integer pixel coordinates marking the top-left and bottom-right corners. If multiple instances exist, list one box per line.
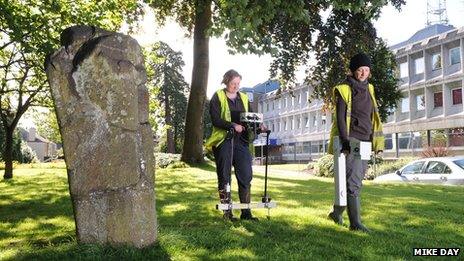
left=14, top=242, right=171, bottom=261
left=2, top=165, right=464, bottom=260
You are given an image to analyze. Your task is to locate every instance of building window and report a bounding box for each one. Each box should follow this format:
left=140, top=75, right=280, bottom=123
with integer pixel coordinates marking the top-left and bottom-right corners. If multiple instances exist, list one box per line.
left=303, top=142, right=311, bottom=153
left=311, top=141, right=320, bottom=153
left=401, top=97, right=409, bottom=113
left=284, top=143, right=295, bottom=155
left=295, top=143, right=303, bottom=154
left=266, top=103, right=269, bottom=112
left=305, top=117, right=309, bottom=128
left=296, top=118, right=301, bottom=129
left=450, top=47, right=461, bottom=65
left=398, top=132, right=411, bottom=149
left=449, top=128, right=464, bottom=146
left=431, top=53, right=441, bottom=70
left=313, top=116, right=318, bottom=127
left=384, top=134, right=393, bottom=150
left=298, top=93, right=301, bottom=104
left=283, top=97, right=287, bottom=108
left=452, top=88, right=462, bottom=105
left=434, top=92, right=443, bottom=108
left=272, top=123, right=275, bottom=132
left=416, top=95, right=425, bottom=111
left=284, top=121, right=287, bottom=131
left=400, top=62, right=408, bottom=78
left=414, top=57, right=424, bottom=74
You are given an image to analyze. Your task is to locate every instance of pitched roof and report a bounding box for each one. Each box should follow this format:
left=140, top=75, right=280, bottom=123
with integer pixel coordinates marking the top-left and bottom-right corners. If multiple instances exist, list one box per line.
left=390, top=24, right=455, bottom=50
left=251, top=80, right=280, bottom=94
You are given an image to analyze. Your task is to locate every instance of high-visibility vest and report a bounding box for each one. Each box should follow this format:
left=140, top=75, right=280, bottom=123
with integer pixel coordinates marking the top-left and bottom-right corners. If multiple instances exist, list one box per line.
left=328, top=83, right=384, bottom=154
left=205, top=89, right=250, bottom=152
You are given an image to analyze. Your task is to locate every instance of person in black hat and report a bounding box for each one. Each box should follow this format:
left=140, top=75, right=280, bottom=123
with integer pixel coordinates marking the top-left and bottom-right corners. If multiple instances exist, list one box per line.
left=327, top=52, right=384, bottom=232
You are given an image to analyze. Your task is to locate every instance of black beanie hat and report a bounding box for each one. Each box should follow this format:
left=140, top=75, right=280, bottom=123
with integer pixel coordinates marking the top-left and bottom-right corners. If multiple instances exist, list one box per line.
left=349, top=53, right=371, bottom=72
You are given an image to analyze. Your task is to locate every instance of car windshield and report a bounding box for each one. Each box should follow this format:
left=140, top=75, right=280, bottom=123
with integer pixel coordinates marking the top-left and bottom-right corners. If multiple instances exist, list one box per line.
left=452, top=159, right=464, bottom=170
left=402, top=161, right=425, bottom=174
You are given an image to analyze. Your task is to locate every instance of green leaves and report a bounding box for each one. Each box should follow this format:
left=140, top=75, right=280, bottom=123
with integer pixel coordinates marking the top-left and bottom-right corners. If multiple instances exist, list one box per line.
left=144, top=42, right=189, bottom=153
left=308, top=7, right=402, bottom=121
left=0, top=0, right=144, bottom=176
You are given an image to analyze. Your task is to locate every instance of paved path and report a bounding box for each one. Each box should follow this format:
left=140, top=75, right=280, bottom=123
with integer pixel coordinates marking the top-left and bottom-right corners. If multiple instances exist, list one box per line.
left=252, top=165, right=314, bottom=180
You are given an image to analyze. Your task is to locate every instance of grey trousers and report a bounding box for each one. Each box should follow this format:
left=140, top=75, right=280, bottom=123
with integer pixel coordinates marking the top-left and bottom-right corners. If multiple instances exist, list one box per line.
left=345, top=152, right=368, bottom=197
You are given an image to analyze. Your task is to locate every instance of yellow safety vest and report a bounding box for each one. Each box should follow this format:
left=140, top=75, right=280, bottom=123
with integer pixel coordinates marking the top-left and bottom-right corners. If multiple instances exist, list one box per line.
left=328, top=83, right=384, bottom=154
left=205, top=89, right=251, bottom=153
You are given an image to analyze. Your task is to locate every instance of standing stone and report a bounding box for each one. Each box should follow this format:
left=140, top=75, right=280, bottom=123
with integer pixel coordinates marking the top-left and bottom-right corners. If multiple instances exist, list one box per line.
left=45, top=25, right=157, bottom=248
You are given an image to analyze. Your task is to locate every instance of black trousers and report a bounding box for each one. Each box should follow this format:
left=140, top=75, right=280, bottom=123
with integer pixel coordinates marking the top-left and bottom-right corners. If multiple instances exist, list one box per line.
left=213, top=138, right=253, bottom=203
left=345, top=152, right=368, bottom=197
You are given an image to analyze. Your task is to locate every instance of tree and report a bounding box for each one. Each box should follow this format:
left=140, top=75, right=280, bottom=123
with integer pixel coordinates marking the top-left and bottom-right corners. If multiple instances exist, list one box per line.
left=145, top=0, right=405, bottom=163
left=31, top=108, right=61, bottom=144
left=0, top=127, right=36, bottom=163
left=308, top=5, right=405, bottom=121
left=145, top=42, right=188, bottom=153
left=0, top=0, right=143, bottom=179
left=308, top=4, right=402, bottom=120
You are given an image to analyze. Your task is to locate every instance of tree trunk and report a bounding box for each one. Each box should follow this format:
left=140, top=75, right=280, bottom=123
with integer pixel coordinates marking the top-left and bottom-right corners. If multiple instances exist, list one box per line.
left=3, top=128, right=14, bottom=179
left=181, top=0, right=211, bottom=164
left=174, top=124, right=179, bottom=153
left=165, top=86, right=175, bottom=153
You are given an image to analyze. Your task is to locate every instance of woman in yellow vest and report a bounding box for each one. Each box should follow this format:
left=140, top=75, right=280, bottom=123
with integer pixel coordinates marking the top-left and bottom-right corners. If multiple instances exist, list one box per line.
left=327, top=53, right=384, bottom=232
left=205, top=69, right=265, bottom=221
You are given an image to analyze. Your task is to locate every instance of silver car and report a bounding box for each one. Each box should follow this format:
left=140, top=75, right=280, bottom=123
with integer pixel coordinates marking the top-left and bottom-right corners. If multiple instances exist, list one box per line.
left=373, top=156, right=464, bottom=185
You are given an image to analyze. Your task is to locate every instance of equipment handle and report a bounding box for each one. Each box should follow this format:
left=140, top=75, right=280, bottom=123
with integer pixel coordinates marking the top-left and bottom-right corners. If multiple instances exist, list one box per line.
left=262, top=129, right=271, bottom=203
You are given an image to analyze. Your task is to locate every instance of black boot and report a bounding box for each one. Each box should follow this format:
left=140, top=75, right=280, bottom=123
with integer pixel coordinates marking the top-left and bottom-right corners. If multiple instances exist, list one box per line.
left=328, top=205, right=345, bottom=225
left=239, top=188, right=258, bottom=221
left=219, top=189, right=237, bottom=221
left=347, top=195, right=369, bottom=232
left=240, top=209, right=259, bottom=221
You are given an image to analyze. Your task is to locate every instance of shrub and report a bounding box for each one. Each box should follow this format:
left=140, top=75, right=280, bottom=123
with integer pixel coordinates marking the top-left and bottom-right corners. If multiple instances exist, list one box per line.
left=306, top=161, right=315, bottom=170
left=421, top=146, right=451, bottom=158
left=368, top=154, right=383, bottom=165
left=313, top=153, right=419, bottom=181
left=365, top=157, right=417, bottom=180
left=155, top=153, right=181, bottom=168
left=314, top=154, right=334, bottom=177
left=19, top=143, right=38, bottom=163
left=166, top=161, right=189, bottom=169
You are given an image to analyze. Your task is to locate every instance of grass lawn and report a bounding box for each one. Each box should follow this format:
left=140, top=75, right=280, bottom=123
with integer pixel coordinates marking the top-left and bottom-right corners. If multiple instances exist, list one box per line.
left=1, top=162, right=463, bottom=260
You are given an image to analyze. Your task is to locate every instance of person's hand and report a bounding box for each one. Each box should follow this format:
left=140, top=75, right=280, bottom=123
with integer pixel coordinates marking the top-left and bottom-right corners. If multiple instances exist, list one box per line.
left=233, top=124, right=245, bottom=133
left=259, top=123, right=268, bottom=132
left=376, top=150, right=383, bottom=157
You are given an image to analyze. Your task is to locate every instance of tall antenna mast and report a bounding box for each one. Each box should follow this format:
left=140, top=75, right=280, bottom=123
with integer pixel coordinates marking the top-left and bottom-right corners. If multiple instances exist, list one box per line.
left=427, top=0, right=449, bottom=25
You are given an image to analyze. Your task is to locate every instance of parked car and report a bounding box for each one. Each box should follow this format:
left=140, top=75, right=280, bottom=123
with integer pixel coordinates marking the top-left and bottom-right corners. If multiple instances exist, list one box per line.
left=373, top=157, right=464, bottom=185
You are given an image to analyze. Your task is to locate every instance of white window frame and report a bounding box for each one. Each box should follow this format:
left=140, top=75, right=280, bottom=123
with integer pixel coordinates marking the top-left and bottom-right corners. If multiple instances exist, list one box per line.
left=416, top=95, right=425, bottom=111
left=401, top=97, right=410, bottom=113
left=449, top=47, right=461, bottom=65
left=400, top=62, right=408, bottom=78
left=414, top=57, right=424, bottom=74
left=431, top=53, right=441, bottom=71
